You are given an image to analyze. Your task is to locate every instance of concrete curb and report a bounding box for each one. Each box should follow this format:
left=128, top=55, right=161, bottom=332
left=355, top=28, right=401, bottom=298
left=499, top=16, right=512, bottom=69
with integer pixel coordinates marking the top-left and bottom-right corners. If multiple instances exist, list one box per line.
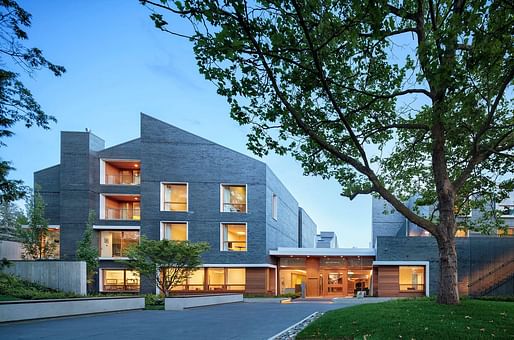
left=267, top=312, right=319, bottom=340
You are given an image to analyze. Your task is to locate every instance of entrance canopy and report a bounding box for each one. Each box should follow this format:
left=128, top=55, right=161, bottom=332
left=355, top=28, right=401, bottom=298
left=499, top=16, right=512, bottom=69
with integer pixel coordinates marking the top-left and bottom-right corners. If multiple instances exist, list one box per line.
left=270, top=247, right=376, bottom=257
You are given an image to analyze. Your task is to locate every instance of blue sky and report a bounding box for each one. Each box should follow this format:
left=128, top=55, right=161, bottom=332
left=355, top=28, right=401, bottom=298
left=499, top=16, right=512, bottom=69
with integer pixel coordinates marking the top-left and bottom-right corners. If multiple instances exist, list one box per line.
left=4, top=0, right=372, bottom=247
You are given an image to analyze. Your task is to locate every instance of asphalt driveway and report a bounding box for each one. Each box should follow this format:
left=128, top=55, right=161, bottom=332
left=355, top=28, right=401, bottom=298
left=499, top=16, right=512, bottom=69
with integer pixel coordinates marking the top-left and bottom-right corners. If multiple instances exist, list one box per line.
left=0, top=299, right=390, bottom=340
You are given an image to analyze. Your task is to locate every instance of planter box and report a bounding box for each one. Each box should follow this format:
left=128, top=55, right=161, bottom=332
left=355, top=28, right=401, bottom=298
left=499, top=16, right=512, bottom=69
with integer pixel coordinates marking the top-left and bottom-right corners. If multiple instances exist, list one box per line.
left=0, top=297, right=144, bottom=323
left=165, top=293, right=243, bottom=310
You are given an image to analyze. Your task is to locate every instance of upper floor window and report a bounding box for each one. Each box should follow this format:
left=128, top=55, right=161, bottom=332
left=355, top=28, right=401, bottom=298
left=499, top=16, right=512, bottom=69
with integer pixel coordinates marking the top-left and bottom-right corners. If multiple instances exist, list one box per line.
left=101, top=160, right=141, bottom=185
left=221, top=184, right=247, bottom=213
left=499, top=204, right=514, bottom=217
left=100, top=194, right=140, bottom=221
left=272, top=193, right=278, bottom=220
left=99, top=230, right=140, bottom=258
left=161, top=222, right=188, bottom=241
left=220, top=223, right=247, bottom=251
left=161, top=183, right=188, bottom=211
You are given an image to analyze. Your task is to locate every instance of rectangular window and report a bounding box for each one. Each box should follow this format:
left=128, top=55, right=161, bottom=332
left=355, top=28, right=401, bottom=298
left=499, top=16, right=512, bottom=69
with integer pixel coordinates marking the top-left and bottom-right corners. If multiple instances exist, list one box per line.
left=221, top=185, right=247, bottom=213
left=221, top=223, right=247, bottom=251
left=162, top=183, right=188, bottom=211
left=227, top=268, right=246, bottom=291
left=161, top=222, right=188, bottom=241
left=399, top=266, right=425, bottom=292
left=499, top=204, right=514, bottom=217
left=272, top=194, right=278, bottom=220
left=99, top=231, right=140, bottom=258
left=102, top=269, right=140, bottom=292
left=208, top=268, right=225, bottom=291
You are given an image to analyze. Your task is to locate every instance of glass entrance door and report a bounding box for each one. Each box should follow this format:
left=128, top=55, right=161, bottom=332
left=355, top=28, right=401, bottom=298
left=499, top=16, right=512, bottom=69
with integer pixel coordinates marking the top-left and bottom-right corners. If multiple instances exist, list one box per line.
left=323, top=271, right=346, bottom=296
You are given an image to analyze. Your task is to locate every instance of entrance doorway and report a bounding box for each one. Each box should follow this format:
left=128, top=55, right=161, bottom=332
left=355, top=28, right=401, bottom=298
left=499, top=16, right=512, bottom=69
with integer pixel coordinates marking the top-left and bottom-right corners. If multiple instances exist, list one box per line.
left=322, top=270, right=347, bottom=296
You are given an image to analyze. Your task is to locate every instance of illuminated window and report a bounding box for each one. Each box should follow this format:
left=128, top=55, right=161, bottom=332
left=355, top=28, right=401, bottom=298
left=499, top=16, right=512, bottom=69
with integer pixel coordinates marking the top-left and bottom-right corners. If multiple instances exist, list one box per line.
left=208, top=268, right=225, bottom=291
left=221, top=223, right=247, bottom=251
left=272, top=194, right=278, bottom=220
left=399, top=266, right=425, bottom=292
left=498, top=227, right=514, bottom=237
left=161, top=222, right=187, bottom=241
left=227, top=268, right=246, bottom=290
left=102, top=269, right=140, bottom=292
left=99, top=231, right=140, bottom=258
left=161, top=183, right=188, bottom=211
left=221, top=185, right=247, bottom=212
left=455, top=228, right=468, bottom=237
left=499, top=204, right=514, bottom=217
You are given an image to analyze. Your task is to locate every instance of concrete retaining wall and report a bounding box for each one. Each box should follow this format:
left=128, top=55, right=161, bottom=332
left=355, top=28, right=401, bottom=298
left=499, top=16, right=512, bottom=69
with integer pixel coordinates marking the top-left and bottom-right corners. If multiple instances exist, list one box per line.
left=2, top=261, right=86, bottom=295
left=165, top=294, right=243, bottom=310
left=0, top=240, right=23, bottom=260
left=0, top=297, right=144, bottom=323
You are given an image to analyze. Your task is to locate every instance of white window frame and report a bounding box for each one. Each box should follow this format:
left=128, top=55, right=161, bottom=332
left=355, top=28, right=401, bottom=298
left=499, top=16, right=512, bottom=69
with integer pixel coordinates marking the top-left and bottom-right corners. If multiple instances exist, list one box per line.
left=272, top=193, right=278, bottom=220
left=99, top=268, right=140, bottom=293
left=498, top=204, right=514, bottom=218
left=97, top=229, right=141, bottom=260
left=100, top=158, right=141, bottom=185
left=220, top=222, right=248, bottom=252
left=160, top=221, right=189, bottom=241
left=220, top=184, right=248, bottom=213
left=160, top=182, right=189, bottom=212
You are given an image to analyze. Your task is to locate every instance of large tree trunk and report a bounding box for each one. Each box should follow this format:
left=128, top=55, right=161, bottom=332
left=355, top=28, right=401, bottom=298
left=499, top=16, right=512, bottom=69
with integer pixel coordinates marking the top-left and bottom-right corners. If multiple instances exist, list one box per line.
left=435, top=233, right=460, bottom=304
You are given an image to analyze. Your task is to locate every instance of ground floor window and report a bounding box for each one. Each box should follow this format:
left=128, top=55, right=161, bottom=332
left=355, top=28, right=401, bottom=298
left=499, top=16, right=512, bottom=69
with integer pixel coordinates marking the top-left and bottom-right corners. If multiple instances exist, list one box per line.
left=166, top=267, right=247, bottom=292
left=399, top=266, right=425, bottom=292
left=102, top=269, right=140, bottom=292
left=279, top=269, right=306, bottom=295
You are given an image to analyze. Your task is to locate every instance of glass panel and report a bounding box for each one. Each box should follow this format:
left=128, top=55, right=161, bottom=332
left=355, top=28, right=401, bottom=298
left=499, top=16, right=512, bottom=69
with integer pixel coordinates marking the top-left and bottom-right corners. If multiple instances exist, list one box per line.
left=208, top=268, right=225, bottom=291
left=222, top=185, right=247, bottom=212
left=227, top=268, right=245, bottom=290
left=102, top=269, right=140, bottom=292
left=279, top=269, right=306, bottom=294
left=187, top=269, right=204, bottom=291
left=399, top=266, right=425, bottom=291
left=99, top=231, right=140, bottom=257
left=280, top=258, right=306, bottom=267
left=222, top=224, right=247, bottom=251
left=272, top=194, right=278, bottom=219
left=163, top=184, right=188, bottom=211
left=44, top=228, right=60, bottom=259
left=320, top=258, right=346, bottom=267
left=162, top=223, right=187, bottom=241
left=499, top=205, right=514, bottom=216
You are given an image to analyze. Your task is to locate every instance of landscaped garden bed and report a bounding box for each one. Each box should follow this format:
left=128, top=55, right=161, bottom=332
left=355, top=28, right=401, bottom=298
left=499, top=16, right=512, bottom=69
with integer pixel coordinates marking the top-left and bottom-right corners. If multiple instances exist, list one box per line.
left=297, top=298, right=514, bottom=339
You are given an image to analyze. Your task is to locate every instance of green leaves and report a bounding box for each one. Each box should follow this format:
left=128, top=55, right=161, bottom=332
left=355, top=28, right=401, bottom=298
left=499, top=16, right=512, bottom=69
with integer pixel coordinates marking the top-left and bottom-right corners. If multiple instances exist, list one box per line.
left=122, top=237, right=209, bottom=296
left=144, top=1, right=513, bottom=236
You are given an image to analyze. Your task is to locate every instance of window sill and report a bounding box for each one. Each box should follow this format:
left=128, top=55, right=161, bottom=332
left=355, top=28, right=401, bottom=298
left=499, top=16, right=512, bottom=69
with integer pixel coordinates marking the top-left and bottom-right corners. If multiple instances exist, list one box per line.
left=98, top=257, right=130, bottom=260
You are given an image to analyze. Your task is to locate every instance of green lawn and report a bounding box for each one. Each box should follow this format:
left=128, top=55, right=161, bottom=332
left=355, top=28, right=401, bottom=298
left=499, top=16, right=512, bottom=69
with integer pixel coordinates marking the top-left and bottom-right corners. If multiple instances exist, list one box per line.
left=297, top=298, right=514, bottom=339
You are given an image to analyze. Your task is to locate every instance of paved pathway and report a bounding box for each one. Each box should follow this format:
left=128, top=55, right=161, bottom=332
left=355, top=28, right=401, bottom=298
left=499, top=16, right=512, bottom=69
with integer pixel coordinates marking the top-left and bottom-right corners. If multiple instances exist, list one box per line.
left=0, top=298, right=391, bottom=340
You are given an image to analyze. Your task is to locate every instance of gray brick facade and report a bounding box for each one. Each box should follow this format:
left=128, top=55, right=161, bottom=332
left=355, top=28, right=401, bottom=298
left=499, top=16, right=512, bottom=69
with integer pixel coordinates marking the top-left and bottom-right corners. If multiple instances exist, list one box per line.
left=34, top=113, right=317, bottom=292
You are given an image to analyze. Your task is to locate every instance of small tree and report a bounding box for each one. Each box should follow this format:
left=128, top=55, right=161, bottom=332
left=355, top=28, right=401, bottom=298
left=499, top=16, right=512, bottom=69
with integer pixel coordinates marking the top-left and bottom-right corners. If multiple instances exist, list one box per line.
left=124, top=237, right=209, bottom=297
left=0, top=201, right=26, bottom=241
left=16, top=188, right=55, bottom=259
left=76, top=210, right=99, bottom=293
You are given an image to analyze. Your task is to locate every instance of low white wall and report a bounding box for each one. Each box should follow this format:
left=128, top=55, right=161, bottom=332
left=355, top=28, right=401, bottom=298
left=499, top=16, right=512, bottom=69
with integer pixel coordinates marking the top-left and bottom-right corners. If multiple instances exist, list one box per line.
left=2, top=261, right=86, bottom=295
left=165, top=294, right=243, bottom=310
left=0, top=297, right=145, bottom=323
left=0, top=240, right=23, bottom=260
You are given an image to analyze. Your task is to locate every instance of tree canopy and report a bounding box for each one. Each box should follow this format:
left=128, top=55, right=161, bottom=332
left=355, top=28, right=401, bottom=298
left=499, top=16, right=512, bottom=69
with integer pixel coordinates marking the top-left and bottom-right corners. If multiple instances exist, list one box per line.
left=141, top=0, right=513, bottom=304
left=0, top=0, right=65, bottom=202
left=124, top=237, right=209, bottom=296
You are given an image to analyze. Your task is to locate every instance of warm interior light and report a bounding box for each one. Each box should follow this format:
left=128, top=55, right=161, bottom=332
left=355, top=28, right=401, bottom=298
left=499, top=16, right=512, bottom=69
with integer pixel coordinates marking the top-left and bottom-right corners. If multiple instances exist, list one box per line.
left=236, top=231, right=246, bottom=235
left=134, top=164, right=139, bottom=167
left=134, top=197, right=139, bottom=200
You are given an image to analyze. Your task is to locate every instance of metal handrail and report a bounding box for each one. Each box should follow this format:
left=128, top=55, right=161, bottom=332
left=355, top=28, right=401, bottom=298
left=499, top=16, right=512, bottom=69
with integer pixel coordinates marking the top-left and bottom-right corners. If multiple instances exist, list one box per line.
left=105, top=208, right=141, bottom=220
left=105, top=174, right=140, bottom=185
left=222, top=203, right=247, bottom=212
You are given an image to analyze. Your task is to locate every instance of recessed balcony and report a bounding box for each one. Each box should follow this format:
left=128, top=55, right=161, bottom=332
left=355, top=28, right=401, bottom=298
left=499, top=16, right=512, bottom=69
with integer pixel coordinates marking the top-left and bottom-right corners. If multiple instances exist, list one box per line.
left=100, top=194, right=140, bottom=221
left=101, top=160, right=141, bottom=185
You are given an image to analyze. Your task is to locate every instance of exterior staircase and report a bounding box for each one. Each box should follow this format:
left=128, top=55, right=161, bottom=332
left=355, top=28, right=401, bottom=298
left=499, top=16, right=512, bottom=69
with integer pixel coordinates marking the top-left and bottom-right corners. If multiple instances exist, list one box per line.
left=468, top=257, right=514, bottom=296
